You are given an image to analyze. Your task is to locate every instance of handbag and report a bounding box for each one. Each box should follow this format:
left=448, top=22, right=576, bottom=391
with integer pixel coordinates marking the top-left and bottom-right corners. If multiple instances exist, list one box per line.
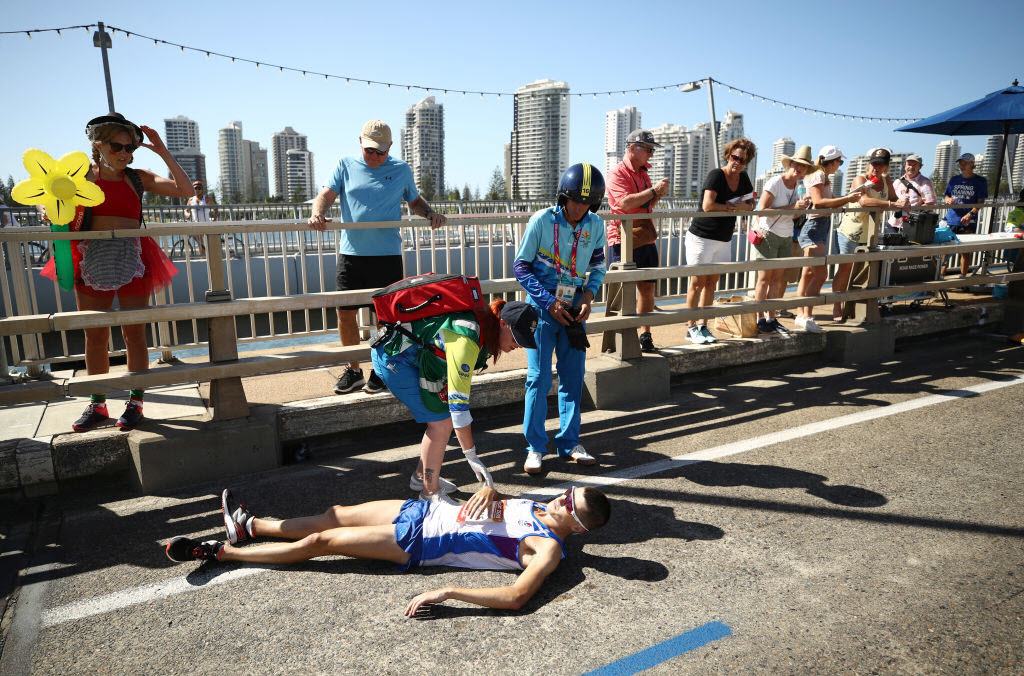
left=746, top=227, right=764, bottom=245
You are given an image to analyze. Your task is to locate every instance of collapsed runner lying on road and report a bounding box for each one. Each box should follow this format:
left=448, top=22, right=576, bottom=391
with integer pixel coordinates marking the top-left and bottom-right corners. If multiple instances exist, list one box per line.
left=165, top=487, right=611, bottom=615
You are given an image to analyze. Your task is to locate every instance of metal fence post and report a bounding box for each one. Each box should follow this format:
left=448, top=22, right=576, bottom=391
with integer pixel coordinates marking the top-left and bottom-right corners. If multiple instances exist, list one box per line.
left=204, top=231, right=249, bottom=419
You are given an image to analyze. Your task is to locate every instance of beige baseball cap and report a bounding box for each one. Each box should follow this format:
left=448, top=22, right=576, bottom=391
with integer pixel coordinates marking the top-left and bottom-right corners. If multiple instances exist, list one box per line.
left=360, top=120, right=392, bottom=150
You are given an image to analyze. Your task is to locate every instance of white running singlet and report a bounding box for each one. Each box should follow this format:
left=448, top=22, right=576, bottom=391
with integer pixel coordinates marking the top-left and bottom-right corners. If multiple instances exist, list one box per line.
left=419, top=499, right=564, bottom=570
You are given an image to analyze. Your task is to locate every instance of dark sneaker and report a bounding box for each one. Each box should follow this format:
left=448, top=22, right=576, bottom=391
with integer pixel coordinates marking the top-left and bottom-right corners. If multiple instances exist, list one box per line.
left=333, top=367, right=365, bottom=394
left=638, top=331, right=657, bottom=353
left=165, top=536, right=224, bottom=563
left=777, top=309, right=795, bottom=319
left=221, top=489, right=253, bottom=544
left=770, top=319, right=791, bottom=336
left=116, top=399, right=144, bottom=430
left=363, top=370, right=387, bottom=394
left=72, top=402, right=109, bottom=432
left=757, top=318, right=771, bottom=334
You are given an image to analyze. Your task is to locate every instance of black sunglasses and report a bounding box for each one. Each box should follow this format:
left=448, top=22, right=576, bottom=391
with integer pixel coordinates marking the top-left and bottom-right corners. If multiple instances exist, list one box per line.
left=363, top=147, right=387, bottom=157
left=108, top=141, right=138, bottom=153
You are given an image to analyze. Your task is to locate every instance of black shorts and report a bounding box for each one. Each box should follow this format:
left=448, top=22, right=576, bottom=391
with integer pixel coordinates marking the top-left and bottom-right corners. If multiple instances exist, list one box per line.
left=608, top=243, right=659, bottom=281
left=335, top=254, right=404, bottom=310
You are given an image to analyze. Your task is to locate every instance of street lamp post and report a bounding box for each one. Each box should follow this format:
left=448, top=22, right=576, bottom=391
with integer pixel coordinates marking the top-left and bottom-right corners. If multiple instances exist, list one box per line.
left=93, top=21, right=115, bottom=113
left=682, top=78, right=720, bottom=170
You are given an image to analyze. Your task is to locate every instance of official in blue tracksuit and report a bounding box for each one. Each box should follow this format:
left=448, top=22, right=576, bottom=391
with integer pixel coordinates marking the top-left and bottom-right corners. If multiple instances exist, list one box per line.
left=513, top=163, right=607, bottom=475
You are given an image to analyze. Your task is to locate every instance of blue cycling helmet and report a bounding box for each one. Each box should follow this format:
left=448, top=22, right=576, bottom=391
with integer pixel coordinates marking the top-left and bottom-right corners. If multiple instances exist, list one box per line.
left=556, top=163, right=605, bottom=213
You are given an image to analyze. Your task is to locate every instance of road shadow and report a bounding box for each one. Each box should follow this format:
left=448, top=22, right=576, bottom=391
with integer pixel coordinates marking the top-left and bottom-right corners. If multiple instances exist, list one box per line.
left=675, top=461, right=887, bottom=507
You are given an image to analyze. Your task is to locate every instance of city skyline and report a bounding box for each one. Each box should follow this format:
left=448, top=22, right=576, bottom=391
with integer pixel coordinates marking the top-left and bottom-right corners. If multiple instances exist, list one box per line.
left=2, top=2, right=1021, bottom=203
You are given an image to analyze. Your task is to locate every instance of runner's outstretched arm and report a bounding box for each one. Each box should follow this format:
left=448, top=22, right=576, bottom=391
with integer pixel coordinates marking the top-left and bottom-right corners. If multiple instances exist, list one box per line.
left=404, top=541, right=561, bottom=615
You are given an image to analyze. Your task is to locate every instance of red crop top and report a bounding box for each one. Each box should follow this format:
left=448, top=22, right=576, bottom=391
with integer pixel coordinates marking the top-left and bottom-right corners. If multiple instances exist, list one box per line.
left=90, top=176, right=142, bottom=219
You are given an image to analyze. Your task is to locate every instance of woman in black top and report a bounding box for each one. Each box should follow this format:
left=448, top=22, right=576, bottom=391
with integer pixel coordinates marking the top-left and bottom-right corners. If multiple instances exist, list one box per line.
left=683, top=138, right=757, bottom=344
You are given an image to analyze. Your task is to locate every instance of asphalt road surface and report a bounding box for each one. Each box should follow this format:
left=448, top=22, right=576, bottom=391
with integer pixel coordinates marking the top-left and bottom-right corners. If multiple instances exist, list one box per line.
left=2, top=334, right=1022, bottom=675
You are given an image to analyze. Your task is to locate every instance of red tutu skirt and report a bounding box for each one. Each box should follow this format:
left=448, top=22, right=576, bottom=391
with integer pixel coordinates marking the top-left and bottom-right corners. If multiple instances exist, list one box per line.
left=41, top=236, right=178, bottom=297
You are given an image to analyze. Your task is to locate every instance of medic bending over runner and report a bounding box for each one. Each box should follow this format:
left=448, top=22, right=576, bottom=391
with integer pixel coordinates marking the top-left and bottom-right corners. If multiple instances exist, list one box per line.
left=165, top=486, right=611, bottom=614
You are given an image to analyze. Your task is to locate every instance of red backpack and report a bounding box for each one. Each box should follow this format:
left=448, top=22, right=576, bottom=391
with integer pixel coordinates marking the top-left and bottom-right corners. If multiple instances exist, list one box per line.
left=370, top=274, right=486, bottom=357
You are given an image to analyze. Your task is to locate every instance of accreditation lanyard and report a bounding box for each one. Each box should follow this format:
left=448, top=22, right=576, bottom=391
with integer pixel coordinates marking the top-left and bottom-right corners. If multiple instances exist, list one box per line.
left=553, top=209, right=584, bottom=302
left=553, top=210, right=584, bottom=280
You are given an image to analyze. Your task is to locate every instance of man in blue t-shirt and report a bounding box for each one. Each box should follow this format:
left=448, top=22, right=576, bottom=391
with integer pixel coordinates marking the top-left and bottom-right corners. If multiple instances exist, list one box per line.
left=942, top=152, right=988, bottom=276
left=309, top=120, right=446, bottom=395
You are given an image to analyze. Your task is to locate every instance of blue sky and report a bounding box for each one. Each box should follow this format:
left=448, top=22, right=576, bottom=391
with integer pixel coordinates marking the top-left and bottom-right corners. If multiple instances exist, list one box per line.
left=2, top=0, right=1022, bottom=199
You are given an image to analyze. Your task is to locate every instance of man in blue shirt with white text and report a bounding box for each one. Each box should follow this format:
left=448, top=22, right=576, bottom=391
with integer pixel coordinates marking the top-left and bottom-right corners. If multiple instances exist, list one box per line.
left=942, top=152, right=988, bottom=276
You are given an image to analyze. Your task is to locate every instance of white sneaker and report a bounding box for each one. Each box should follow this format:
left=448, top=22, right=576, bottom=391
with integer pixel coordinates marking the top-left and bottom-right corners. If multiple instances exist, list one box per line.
left=409, top=474, right=458, bottom=494
left=687, top=325, right=707, bottom=344
left=524, top=451, right=544, bottom=475
left=567, top=444, right=597, bottom=466
left=418, top=491, right=461, bottom=506
left=795, top=317, right=823, bottom=333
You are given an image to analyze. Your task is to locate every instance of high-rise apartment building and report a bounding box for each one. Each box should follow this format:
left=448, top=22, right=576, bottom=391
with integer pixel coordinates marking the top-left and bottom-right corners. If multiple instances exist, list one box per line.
left=772, top=137, right=795, bottom=172
left=271, top=126, right=308, bottom=198
left=717, top=111, right=743, bottom=158
left=164, top=115, right=207, bottom=186
left=286, top=149, right=315, bottom=201
left=604, top=106, right=642, bottom=177
left=165, top=115, right=201, bottom=152
left=503, top=142, right=512, bottom=200
left=831, top=169, right=844, bottom=197
left=510, top=79, right=569, bottom=200
left=243, top=140, right=270, bottom=201
left=1013, top=136, right=1024, bottom=193
left=218, top=121, right=247, bottom=202
left=647, top=121, right=716, bottom=198
left=844, top=155, right=869, bottom=194
left=984, top=133, right=1018, bottom=191
left=401, top=96, right=445, bottom=199
left=933, top=139, right=960, bottom=184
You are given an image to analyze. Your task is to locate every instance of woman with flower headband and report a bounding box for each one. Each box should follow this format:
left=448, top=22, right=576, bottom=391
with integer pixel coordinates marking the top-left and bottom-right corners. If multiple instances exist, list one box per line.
left=40, top=113, right=194, bottom=431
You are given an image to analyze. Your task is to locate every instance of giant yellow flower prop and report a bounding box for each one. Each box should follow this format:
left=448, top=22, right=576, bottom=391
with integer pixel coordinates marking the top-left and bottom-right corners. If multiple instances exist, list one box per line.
left=11, top=149, right=104, bottom=225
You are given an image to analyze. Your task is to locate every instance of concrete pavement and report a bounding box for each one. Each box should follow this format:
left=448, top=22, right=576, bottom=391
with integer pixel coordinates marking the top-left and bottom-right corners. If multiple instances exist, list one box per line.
left=1, top=334, right=1021, bottom=674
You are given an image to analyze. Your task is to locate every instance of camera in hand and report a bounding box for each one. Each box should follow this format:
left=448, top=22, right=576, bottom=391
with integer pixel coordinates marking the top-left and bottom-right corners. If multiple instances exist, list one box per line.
left=563, top=305, right=589, bottom=351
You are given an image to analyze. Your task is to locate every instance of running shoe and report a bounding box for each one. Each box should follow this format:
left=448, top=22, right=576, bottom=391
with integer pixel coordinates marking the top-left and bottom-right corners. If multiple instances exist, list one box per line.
left=698, top=325, right=718, bottom=344
left=116, top=399, right=144, bottom=430
left=165, top=536, right=224, bottom=563
left=687, top=325, right=707, bottom=344
left=72, top=402, right=109, bottom=432
left=524, top=451, right=544, bottom=475
left=567, top=444, right=597, bottom=466
left=769, top=319, right=791, bottom=335
left=363, top=371, right=387, bottom=394
left=756, top=318, right=772, bottom=334
left=333, top=367, right=365, bottom=394
left=221, top=489, right=253, bottom=544
left=638, top=331, right=657, bottom=353
left=408, top=474, right=458, bottom=494
left=418, top=491, right=461, bottom=506
left=777, top=309, right=795, bottom=319
left=795, top=317, right=822, bottom=333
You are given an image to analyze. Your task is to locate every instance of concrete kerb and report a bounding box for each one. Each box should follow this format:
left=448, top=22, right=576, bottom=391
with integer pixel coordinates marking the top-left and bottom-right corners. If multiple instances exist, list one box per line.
left=0, top=300, right=1012, bottom=495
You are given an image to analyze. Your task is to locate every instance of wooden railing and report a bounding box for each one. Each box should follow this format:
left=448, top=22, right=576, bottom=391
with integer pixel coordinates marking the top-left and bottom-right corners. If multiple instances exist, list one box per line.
left=2, top=202, right=1022, bottom=413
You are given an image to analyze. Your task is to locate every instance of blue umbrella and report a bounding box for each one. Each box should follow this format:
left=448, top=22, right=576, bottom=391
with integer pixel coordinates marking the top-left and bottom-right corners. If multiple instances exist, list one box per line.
left=897, top=80, right=1024, bottom=197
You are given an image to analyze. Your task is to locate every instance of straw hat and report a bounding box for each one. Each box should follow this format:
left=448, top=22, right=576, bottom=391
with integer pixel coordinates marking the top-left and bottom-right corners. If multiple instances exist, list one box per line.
left=781, top=145, right=815, bottom=171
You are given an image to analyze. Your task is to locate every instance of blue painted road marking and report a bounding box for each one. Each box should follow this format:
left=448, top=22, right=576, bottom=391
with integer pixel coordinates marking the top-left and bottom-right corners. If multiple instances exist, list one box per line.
left=582, top=621, right=732, bottom=675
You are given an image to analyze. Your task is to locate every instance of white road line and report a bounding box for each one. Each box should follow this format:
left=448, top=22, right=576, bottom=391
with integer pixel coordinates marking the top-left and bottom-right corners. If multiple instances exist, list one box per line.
left=38, top=372, right=1024, bottom=628
left=40, top=566, right=268, bottom=628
